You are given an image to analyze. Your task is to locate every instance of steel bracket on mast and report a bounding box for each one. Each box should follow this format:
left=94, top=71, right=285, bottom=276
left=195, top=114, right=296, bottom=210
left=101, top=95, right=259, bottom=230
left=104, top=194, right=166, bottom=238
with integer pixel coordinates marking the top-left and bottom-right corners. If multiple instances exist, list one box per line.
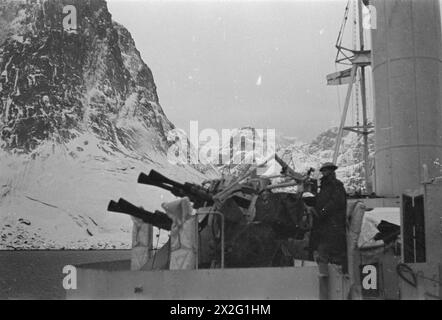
left=343, top=126, right=374, bottom=135
left=350, top=50, right=371, bottom=66
left=335, top=46, right=371, bottom=66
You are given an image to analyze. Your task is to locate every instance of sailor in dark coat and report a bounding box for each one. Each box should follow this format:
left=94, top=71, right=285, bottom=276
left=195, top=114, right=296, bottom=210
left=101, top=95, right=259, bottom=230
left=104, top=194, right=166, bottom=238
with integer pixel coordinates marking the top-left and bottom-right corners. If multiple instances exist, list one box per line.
left=307, top=162, right=348, bottom=299
left=310, top=162, right=347, bottom=270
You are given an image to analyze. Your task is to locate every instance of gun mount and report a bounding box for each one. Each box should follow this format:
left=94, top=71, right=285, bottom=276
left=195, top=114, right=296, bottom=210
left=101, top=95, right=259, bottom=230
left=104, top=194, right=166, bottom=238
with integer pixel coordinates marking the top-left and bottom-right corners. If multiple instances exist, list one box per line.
left=108, top=155, right=318, bottom=269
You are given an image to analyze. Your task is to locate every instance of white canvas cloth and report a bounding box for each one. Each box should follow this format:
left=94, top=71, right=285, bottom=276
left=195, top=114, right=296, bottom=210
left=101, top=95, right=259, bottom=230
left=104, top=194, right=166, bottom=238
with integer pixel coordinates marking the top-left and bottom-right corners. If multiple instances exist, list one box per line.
left=357, top=207, right=400, bottom=249
left=346, top=200, right=366, bottom=299
left=347, top=201, right=366, bottom=250
left=162, top=197, right=197, bottom=270
left=130, top=217, right=153, bottom=271
left=346, top=203, right=400, bottom=299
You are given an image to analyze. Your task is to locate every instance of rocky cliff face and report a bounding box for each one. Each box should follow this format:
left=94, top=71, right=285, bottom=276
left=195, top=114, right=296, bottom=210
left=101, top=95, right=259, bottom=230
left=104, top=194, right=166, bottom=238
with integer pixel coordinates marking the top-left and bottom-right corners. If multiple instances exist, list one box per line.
left=0, top=0, right=205, bottom=249
left=0, top=0, right=173, bottom=156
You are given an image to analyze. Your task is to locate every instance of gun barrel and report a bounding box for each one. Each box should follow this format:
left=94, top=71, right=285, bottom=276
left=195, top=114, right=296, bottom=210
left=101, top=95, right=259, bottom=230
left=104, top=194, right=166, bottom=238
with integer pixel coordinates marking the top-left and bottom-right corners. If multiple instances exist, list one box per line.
left=137, top=172, right=170, bottom=189
left=138, top=170, right=213, bottom=207
left=184, top=183, right=213, bottom=203
left=274, top=155, right=304, bottom=181
left=138, top=170, right=184, bottom=189
left=107, top=198, right=172, bottom=230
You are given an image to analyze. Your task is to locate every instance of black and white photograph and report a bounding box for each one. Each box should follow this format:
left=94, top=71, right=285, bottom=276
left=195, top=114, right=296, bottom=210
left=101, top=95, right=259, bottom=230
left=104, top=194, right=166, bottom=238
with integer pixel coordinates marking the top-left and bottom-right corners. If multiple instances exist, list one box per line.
left=0, top=0, right=441, bottom=302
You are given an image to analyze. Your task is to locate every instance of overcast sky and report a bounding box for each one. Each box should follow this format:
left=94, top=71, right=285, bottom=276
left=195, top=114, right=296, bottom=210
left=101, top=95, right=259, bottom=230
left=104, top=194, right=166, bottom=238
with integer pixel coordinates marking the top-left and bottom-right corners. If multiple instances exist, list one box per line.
left=107, top=0, right=372, bottom=142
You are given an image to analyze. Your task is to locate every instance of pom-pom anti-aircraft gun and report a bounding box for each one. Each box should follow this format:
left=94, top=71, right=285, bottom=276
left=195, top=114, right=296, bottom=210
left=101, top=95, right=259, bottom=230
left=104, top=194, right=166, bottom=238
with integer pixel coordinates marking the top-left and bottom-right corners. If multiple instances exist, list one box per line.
left=108, top=154, right=318, bottom=269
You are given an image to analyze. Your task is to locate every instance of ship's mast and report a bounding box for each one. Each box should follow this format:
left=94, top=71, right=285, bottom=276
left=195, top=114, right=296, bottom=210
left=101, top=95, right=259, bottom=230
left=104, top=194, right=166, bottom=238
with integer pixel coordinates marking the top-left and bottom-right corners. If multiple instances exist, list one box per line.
left=357, top=0, right=371, bottom=194
left=327, top=0, right=373, bottom=194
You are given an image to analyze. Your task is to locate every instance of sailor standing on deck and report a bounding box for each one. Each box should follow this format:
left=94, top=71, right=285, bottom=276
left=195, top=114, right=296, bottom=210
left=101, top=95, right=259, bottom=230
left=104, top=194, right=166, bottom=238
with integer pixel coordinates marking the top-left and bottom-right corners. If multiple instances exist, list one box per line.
left=309, top=162, right=348, bottom=299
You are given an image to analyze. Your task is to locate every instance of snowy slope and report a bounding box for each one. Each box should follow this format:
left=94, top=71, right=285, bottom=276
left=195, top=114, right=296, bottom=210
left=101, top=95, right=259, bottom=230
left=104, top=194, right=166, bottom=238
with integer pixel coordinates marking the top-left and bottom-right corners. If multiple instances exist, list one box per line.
left=0, top=134, right=206, bottom=249
left=277, top=127, right=375, bottom=192
left=0, top=0, right=207, bottom=249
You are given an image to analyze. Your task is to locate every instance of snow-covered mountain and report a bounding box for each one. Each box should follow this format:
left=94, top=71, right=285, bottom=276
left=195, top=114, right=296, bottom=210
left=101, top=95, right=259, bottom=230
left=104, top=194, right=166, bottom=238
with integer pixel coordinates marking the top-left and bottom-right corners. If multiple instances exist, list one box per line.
left=215, top=127, right=275, bottom=175
left=285, top=127, right=375, bottom=192
left=0, top=0, right=207, bottom=249
left=211, top=125, right=375, bottom=193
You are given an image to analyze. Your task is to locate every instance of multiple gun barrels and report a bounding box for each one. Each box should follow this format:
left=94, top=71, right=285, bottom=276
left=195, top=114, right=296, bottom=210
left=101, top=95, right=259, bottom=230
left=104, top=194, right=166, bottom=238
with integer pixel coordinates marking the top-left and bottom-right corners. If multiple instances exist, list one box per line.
left=107, top=170, right=217, bottom=230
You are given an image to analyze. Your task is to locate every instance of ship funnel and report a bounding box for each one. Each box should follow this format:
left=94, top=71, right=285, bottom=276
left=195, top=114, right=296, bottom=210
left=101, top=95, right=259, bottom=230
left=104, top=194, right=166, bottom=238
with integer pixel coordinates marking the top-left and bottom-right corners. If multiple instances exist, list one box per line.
left=371, top=0, right=442, bottom=196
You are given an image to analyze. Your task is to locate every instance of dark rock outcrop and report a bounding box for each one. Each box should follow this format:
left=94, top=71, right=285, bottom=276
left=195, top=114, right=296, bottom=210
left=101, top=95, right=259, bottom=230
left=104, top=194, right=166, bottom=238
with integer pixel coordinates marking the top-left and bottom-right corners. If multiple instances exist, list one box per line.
left=0, top=0, right=174, bottom=155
